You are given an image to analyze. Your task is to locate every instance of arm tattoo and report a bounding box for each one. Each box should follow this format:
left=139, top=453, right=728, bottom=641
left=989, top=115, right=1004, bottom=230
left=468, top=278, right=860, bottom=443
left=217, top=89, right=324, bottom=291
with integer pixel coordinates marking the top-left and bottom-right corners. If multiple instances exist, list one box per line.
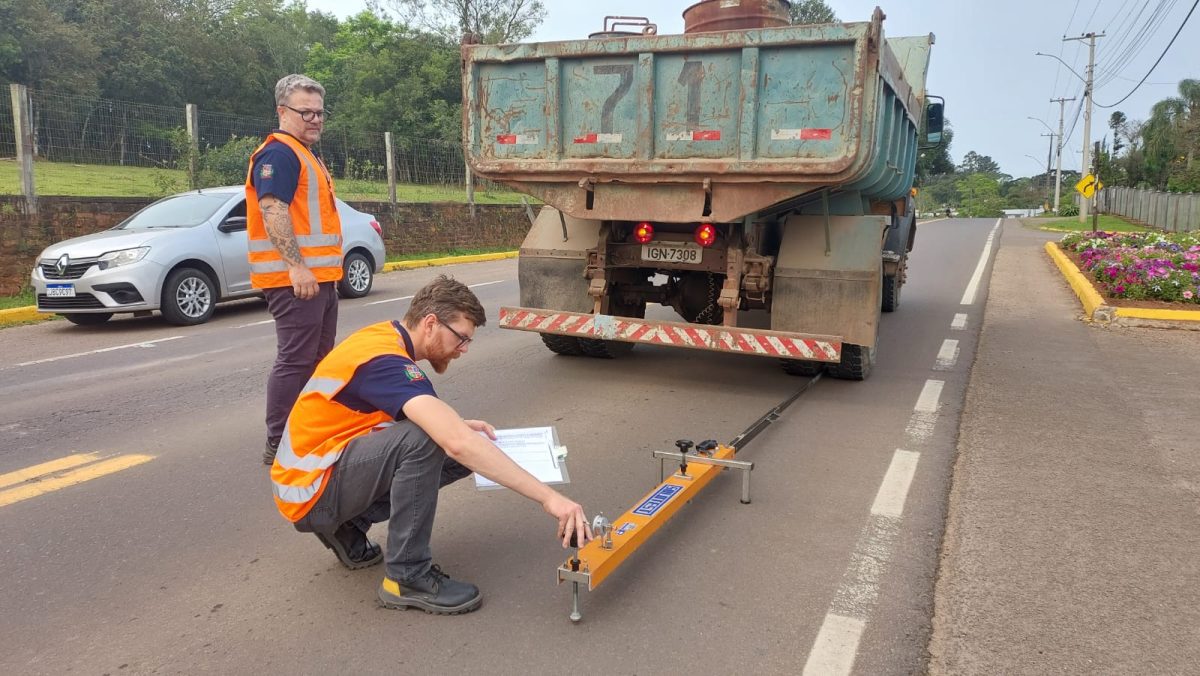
left=261, top=198, right=304, bottom=267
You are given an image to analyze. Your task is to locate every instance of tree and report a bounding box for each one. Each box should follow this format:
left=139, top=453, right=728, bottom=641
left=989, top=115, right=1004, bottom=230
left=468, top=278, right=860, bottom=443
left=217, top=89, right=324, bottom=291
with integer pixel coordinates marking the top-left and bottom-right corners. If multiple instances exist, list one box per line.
left=955, top=173, right=1004, bottom=217
left=0, top=0, right=101, bottom=96
left=381, top=0, right=545, bottom=43
left=789, top=0, right=837, bottom=24
left=1108, top=111, right=1127, bottom=156
left=958, top=150, right=1005, bottom=178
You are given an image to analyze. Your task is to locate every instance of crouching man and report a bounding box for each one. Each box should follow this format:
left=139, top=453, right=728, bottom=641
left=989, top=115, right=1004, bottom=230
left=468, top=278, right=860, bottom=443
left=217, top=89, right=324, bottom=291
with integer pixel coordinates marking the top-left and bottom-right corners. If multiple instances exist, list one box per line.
left=269, top=274, right=592, bottom=614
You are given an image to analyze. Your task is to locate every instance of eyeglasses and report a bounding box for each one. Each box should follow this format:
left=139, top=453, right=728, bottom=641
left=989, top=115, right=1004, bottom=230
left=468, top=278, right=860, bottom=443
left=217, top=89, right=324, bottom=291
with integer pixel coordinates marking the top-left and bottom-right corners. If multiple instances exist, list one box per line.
left=437, top=317, right=473, bottom=349
left=281, top=105, right=329, bottom=122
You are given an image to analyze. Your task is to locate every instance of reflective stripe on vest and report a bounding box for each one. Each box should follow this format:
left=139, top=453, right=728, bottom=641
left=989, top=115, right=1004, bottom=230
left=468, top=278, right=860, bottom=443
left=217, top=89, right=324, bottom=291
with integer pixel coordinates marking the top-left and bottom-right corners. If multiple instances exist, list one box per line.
left=244, top=132, right=343, bottom=289
left=270, top=322, right=416, bottom=522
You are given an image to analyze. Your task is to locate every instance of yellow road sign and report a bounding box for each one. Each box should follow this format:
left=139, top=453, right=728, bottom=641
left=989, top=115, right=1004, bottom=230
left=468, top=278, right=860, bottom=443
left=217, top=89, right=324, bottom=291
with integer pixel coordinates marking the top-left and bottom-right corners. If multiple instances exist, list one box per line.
left=1075, top=174, right=1103, bottom=199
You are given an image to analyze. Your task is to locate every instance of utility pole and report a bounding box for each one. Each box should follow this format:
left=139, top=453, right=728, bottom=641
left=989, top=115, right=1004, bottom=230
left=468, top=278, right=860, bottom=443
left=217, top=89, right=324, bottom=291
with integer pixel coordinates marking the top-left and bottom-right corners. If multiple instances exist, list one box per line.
left=1093, top=140, right=1101, bottom=230
left=1063, top=32, right=1103, bottom=223
left=1050, top=96, right=1075, bottom=214
left=1041, top=132, right=1055, bottom=204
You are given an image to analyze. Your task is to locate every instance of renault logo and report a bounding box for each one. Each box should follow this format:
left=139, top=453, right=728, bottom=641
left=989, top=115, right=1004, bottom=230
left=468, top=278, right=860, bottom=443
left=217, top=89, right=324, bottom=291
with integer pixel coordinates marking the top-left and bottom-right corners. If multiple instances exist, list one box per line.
left=55, top=254, right=69, bottom=276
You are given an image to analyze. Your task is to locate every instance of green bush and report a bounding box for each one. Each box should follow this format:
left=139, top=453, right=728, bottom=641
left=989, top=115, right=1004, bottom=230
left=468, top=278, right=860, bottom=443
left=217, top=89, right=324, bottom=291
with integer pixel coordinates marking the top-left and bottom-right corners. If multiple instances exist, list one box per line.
left=197, top=136, right=262, bottom=188
left=1058, top=203, right=1079, bottom=217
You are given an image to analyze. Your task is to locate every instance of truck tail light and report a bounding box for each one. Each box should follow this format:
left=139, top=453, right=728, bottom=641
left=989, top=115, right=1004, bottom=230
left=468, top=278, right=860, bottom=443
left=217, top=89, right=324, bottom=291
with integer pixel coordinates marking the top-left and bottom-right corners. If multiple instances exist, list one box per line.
left=694, top=223, right=717, bottom=247
left=634, top=222, right=655, bottom=244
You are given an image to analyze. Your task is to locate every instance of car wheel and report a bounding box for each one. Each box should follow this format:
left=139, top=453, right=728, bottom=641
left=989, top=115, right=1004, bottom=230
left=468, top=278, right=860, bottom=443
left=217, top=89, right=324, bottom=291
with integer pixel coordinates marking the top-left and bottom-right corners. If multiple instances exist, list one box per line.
left=161, top=267, right=216, bottom=326
left=338, top=252, right=373, bottom=298
left=62, top=312, right=113, bottom=326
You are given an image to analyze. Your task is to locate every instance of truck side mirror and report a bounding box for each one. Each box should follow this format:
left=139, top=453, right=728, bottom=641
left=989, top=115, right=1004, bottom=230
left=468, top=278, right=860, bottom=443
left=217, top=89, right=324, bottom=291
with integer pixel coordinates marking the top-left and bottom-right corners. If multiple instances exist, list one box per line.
left=924, top=98, right=945, bottom=145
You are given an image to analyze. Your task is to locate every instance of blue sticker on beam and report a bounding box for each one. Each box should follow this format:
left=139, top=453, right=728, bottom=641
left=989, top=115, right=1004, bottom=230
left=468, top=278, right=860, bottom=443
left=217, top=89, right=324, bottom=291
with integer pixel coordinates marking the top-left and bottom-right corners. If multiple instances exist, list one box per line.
left=632, top=484, right=683, bottom=517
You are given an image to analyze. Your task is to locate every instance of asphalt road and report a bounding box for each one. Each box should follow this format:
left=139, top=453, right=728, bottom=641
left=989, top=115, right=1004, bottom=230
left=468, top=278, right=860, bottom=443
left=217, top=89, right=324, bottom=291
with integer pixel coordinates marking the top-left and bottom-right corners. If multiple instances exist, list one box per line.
left=0, top=218, right=999, bottom=674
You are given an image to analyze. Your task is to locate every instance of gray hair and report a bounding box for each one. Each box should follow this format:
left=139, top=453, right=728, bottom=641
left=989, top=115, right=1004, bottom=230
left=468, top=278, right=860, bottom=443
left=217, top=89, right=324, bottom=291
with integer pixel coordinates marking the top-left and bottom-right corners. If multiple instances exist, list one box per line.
left=274, top=74, right=325, bottom=106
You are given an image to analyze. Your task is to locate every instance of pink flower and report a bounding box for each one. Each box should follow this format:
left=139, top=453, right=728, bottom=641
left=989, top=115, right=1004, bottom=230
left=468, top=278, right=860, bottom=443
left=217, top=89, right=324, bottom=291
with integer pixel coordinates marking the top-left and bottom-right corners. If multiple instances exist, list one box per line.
left=1185, top=291, right=1195, bottom=300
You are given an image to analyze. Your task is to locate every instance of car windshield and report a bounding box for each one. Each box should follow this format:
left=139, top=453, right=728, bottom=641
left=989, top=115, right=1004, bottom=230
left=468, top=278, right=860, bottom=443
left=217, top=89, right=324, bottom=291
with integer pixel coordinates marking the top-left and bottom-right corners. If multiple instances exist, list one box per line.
left=114, top=193, right=233, bottom=230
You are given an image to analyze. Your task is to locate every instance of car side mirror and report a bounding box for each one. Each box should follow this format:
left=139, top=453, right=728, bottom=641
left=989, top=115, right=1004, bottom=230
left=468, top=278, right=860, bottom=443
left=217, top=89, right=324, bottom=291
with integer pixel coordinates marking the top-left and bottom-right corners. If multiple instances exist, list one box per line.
left=923, top=98, right=945, bottom=146
left=218, top=216, right=247, bottom=233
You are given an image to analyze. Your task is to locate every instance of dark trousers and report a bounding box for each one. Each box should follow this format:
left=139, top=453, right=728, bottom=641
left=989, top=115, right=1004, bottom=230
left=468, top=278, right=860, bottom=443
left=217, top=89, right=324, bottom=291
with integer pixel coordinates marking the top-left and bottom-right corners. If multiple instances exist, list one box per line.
left=263, top=282, right=338, bottom=444
left=293, top=421, right=472, bottom=582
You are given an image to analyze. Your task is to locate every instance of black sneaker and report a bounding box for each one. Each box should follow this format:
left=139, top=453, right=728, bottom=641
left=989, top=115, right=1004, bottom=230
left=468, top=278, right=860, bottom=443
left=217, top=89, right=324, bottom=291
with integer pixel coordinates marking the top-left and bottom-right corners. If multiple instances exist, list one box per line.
left=378, top=564, right=482, bottom=615
left=263, top=440, right=279, bottom=465
left=315, top=522, right=383, bottom=570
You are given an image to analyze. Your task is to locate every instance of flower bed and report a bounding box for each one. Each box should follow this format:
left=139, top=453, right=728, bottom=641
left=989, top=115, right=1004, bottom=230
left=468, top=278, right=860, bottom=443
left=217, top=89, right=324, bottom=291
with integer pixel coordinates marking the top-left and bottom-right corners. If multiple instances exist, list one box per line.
left=1059, top=231, right=1200, bottom=305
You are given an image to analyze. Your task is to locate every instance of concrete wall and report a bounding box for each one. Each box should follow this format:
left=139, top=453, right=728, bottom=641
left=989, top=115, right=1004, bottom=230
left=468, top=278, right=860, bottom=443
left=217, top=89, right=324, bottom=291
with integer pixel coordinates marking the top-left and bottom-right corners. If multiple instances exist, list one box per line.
left=0, top=196, right=530, bottom=295
left=1097, top=187, right=1198, bottom=232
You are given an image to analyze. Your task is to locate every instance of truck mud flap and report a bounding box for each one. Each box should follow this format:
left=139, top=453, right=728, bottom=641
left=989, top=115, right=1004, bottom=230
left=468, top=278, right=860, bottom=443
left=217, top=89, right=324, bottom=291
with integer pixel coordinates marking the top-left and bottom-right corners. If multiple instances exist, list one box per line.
left=500, top=306, right=842, bottom=362
left=517, top=207, right=600, bottom=312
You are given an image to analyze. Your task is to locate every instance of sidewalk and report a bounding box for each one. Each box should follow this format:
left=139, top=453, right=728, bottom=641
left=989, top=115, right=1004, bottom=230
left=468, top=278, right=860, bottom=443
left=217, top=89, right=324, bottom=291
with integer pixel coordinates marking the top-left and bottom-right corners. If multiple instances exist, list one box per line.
left=930, top=221, right=1200, bottom=672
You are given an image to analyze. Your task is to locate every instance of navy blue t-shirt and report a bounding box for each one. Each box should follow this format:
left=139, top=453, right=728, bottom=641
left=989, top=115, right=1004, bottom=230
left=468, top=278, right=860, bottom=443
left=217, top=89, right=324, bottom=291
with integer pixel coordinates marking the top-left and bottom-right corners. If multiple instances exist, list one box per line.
left=250, top=130, right=303, bottom=204
left=333, top=322, right=437, bottom=419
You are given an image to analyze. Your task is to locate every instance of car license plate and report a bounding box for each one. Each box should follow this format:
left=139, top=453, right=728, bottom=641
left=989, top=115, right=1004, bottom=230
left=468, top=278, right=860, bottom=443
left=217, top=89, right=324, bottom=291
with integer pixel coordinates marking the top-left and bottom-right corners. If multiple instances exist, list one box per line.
left=641, top=241, right=702, bottom=264
left=46, top=284, right=76, bottom=298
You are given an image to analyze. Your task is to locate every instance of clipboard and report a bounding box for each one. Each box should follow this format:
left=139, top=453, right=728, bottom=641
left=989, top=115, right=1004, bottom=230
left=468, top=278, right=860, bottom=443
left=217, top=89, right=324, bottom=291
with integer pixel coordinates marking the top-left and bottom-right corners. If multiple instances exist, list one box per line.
left=475, top=426, right=570, bottom=490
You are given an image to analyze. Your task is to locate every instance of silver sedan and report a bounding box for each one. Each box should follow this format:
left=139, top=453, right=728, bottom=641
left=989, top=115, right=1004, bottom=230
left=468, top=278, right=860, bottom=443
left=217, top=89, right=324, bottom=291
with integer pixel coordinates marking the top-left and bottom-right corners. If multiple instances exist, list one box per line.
left=30, top=186, right=386, bottom=326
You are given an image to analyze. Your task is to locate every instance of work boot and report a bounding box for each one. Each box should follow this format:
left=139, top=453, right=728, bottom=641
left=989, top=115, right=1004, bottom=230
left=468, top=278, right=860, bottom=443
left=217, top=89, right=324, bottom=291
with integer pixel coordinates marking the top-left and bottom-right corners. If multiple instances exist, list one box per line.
left=263, top=439, right=279, bottom=465
left=315, top=521, right=383, bottom=570
left=378, top=564, right=482, bottom=615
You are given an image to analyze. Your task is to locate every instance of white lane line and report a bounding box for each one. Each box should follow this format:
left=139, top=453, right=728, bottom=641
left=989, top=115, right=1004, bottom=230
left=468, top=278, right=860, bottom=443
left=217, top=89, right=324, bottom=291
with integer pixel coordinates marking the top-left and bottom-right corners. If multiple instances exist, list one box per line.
left=468, top=280, right=505, bottom=289
left=803, top=614, right=866, bottom=676
left=905, top=379, right=945, bottom=443
left=365, top=294, right=414, bottom=306
left=235, top=319, right=275, bottom=328
left=15, top=336, right=186, bottom=367
left=960, top=219, right=1001, bottom=305
left=914, top=379, right=944, bottom=413
left=935, top=339, right=960, bottom=370
left=951, top=313, right=968, bottom=330
left=870, top=450, right=921, bottom=518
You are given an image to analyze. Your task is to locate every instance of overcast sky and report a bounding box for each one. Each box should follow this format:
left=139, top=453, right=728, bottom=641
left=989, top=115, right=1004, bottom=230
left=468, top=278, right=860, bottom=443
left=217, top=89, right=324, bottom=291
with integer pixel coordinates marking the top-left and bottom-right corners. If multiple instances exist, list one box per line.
left=305, top=0, right=1199, bottom=179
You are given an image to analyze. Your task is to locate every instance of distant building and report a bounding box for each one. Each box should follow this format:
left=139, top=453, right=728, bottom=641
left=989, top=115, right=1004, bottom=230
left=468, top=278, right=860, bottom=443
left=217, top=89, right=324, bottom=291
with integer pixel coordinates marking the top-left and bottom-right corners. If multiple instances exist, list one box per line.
left=1002, top=208, right=1041, bottom=218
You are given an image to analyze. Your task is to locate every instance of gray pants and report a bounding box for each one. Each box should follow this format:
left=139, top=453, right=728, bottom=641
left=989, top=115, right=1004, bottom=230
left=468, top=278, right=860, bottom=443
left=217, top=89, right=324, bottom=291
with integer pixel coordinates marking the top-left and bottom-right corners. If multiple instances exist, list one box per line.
left=294, top=420, right=472, bottom=582
left=263, top=282, right=339, bottom=445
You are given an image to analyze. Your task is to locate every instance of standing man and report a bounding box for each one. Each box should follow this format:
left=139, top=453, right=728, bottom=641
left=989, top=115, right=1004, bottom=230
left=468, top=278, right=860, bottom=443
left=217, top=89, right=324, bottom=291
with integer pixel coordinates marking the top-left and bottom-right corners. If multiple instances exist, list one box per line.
left=246, top=74, right=343, bottom=465
left=270, top=275, right=592, bottom=615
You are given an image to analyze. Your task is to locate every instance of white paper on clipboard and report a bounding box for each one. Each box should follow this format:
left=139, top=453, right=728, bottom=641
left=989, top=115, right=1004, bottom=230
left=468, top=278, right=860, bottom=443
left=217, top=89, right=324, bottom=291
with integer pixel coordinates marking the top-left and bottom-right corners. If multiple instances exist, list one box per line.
left=474, top=426, right=569, bottom=490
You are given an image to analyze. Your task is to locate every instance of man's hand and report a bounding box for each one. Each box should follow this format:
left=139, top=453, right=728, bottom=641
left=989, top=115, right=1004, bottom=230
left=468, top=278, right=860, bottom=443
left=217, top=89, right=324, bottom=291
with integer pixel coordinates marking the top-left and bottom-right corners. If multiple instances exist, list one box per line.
left=289, top=265, right=319, bottom=300
left=543, top=493, right=593, bottom=548
left=463, top=419, right=496, bottom=440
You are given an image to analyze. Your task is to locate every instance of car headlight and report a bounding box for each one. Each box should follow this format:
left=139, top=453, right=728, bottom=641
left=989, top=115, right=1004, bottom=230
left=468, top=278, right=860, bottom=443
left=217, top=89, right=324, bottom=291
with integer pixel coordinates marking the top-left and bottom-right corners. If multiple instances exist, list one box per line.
left=98, top=247, right=150, bottom=270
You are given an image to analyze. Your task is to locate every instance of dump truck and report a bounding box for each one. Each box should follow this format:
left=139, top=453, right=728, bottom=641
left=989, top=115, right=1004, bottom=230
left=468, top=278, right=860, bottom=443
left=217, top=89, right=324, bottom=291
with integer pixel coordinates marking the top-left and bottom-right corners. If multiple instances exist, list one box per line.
left=461, top=0, right=943, bottom=380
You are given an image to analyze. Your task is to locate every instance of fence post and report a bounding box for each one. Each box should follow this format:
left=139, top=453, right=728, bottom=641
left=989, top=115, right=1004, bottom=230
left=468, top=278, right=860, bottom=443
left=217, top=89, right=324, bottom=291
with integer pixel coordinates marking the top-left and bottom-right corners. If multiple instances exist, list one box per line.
left=465, top=157, right=476, bottom=219
left=186, top=103, right=199, bottom=189
left=384, top=131, right=397, bottom=206
left=10, top=84, right=36, bottom=215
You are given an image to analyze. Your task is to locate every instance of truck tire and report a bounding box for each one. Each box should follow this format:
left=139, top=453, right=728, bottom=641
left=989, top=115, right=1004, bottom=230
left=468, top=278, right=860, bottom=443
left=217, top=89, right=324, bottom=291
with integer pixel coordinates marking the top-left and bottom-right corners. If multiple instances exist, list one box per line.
left=881, top=273, right=901, bottom=312
left=780, top=359, right=824, bottom=376
left=579, top=338, right=633, bottom=358
left=541, top=333, right=585, bottom=356
left=826, top=343, right=875, bottom=380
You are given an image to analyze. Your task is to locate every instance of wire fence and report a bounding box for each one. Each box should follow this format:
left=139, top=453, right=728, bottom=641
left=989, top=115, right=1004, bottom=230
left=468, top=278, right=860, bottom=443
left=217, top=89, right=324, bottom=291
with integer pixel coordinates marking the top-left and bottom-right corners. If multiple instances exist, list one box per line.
left=0, top=84, right=508, bottom=198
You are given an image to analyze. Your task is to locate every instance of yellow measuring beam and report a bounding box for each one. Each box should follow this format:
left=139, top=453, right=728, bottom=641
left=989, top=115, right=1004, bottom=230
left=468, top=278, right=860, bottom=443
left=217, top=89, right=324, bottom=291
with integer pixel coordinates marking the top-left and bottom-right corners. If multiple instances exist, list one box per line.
left=561, top=443, right=738, bottom=591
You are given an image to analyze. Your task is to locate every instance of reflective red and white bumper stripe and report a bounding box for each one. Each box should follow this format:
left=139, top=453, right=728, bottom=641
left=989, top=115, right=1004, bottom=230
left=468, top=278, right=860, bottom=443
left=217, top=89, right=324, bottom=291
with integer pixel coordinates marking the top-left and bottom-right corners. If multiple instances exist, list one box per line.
left=499, top=307, right=842, bottom=362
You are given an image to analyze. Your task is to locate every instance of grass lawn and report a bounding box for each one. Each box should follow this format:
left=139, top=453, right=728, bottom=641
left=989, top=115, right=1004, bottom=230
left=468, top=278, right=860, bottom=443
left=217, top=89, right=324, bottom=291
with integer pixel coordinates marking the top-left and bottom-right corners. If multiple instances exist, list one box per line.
left=0, top=287, right=34, bottom=310
left=1027, top=214, right=1152, bottom=233
left=0, top=159, right=531, bottom=204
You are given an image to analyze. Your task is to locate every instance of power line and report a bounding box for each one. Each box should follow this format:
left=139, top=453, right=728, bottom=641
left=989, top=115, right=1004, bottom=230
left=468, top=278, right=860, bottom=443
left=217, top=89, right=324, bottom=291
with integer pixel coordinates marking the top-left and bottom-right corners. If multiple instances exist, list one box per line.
left=1096, top=0, right=1198, bottom=107
left=1095, top=0, right=1180, bottom=87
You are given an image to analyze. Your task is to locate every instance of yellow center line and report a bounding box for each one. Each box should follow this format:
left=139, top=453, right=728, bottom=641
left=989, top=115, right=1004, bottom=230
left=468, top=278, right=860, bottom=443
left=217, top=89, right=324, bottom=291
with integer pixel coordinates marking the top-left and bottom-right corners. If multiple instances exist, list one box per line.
left=0, top=453, right=101, bottom=489
left=0, top=455, right=155, bottom=508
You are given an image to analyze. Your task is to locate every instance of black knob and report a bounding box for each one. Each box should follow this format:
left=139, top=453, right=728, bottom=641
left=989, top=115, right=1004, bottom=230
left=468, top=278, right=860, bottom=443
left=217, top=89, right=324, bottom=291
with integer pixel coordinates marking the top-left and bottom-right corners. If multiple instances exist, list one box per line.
left=675, top=439, right=694, bottom=453
left=697, top=440, right=718, bottom=453
left=569, top=533, right=579, bottom=549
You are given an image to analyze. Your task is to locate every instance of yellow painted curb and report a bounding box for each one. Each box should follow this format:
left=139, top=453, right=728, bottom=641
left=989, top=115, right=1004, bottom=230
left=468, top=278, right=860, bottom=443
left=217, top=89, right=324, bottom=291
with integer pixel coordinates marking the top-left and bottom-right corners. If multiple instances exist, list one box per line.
left=0, top=306, right=52, bottom=327
left=382, top=251, right=517, bottom=272
left=1043, top=242, right=1200, bottom=324
left=1044, top=242, right=1105, bottom=319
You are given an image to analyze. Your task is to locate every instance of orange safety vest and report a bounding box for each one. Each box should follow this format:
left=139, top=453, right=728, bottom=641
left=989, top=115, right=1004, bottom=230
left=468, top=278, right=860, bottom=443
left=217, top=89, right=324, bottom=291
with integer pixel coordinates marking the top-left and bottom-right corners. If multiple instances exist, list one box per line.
left=271, top=321, right=418, bottom=522
left=245, top=132, right=343, bottom=289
